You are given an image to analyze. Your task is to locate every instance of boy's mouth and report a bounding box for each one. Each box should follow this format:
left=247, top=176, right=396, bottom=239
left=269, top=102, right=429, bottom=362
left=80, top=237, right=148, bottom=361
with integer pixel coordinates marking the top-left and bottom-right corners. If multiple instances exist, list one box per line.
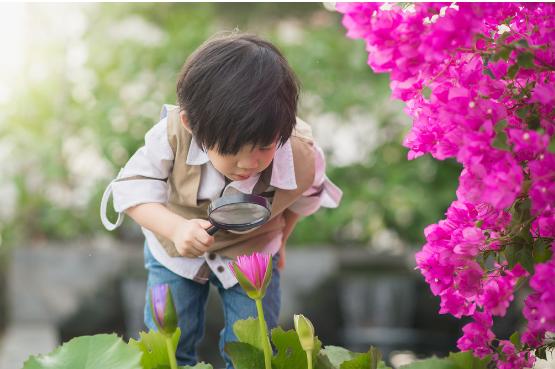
left=233, top=173, right=252, bottom=181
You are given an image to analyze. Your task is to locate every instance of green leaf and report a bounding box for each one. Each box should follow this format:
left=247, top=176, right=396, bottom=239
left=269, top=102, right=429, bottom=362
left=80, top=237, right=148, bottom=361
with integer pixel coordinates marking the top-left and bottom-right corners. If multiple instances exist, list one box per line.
left=448, top=351, right=490, bottom=369
left=516, top=107, right=529, bottom=120
left=495, top=47, right=511, bottom=61
left=337, top=348, right=390, bottom=369
left=422, top=86, right=432, bottom=99
left=22, top=334, right=142, bottom=369
left=507, top=64, right=520, bottom=79
left=549, top=136, right=555, bottom=153
left=516, top=39, right=529, bottom=48
left=271, top=327, right=322, bottom=369
left=340, top=353, right=370, bottom=369
left=224, top=342, right=265, bottom=369
left=536, top=346, right=547, bottom=360
left=526, top=114, right=540, bottom=130
left=505, top=238, right=535, bottom=273
left=492, top=131, right=509, bottom=150
left=320, top=346, right=358, bottom=368
left=517, top=52, right=535, bottom=69
left=510, top=332, right=522, bottom=351
left=495, top=119, right=508, bottom=133
left=510, top=197, right=532, bottom=232
left=493, top=119, right=508, bottom=150
left=129, top=328, right=181, bottom=369
left=315, top=352, right=337, bottom=369
left=233, top=318, right=264, bottom=352
left=533, top=238, right=553, bottom=264
left=399, top=356, right=457, bottom=369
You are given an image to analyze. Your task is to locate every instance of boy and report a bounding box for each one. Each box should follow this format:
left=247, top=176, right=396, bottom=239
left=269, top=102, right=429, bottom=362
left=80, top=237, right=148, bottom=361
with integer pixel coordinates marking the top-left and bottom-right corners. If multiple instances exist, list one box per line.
left=100, top=32, right=342, bottom=368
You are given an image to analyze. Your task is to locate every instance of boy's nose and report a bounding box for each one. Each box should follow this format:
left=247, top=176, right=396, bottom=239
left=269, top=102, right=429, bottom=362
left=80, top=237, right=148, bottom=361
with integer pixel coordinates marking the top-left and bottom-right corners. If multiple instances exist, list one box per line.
left=237, top=157, right=258, bottom=170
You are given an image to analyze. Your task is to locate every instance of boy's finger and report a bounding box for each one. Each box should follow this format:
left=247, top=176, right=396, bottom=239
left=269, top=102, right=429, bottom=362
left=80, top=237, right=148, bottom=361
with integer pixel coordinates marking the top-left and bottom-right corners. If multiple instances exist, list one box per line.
left=193, top=219, right=212, bottom=229
left=196, top=233, right=214, bottom=247
left=188, top=243, right=206, bottom=257
left=202, top=219, right=212, bottom=227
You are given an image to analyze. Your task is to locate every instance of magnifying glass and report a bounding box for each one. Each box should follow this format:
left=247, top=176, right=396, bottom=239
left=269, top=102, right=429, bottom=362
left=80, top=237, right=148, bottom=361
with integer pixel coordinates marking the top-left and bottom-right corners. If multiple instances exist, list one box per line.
left=206, top=193, right=271, bottom=235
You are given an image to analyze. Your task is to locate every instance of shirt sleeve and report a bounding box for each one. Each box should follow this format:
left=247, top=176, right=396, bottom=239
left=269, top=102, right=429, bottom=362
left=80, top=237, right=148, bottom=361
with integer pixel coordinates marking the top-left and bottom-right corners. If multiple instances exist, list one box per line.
left=100, top=117, right=174, bottom=230
left=287, top=144, right=342, bottom=216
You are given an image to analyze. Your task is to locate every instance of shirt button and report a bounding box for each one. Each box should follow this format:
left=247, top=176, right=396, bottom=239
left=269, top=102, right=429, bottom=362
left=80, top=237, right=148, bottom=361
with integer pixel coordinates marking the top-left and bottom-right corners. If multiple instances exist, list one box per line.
left=208, top=253, right=216, bottom=260
left=217, top=266, right=225, bottom=273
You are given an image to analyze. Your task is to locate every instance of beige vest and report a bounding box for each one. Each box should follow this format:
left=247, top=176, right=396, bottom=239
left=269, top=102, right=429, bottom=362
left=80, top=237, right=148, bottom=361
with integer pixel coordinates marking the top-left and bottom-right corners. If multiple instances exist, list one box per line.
left=153, top=105, right=315, bottom=259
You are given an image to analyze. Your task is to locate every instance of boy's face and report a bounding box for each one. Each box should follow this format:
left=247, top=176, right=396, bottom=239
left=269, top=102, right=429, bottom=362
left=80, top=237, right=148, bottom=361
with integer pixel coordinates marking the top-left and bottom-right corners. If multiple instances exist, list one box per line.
left=180, top=111, right=277, bottom=181
left=207, top=143, right=277, bottom=182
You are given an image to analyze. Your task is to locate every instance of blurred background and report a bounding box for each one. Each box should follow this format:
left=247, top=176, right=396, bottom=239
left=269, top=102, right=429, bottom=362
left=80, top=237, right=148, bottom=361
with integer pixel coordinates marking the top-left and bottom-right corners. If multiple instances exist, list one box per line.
left=0, top=2, right=521, bottom=368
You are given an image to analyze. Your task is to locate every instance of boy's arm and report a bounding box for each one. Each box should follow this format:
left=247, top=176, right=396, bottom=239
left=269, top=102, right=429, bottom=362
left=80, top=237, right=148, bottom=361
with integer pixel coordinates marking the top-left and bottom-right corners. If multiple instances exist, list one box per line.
left=126, top=203, right=213, bottom=258
left=278, top=208, right=300, bottom=270
left=101, top=116, right=214, bottom=257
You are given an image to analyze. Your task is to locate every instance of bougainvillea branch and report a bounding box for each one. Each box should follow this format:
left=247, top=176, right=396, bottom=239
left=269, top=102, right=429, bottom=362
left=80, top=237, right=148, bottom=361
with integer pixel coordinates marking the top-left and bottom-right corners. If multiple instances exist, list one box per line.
left=337, top=3, right=555, bottom=368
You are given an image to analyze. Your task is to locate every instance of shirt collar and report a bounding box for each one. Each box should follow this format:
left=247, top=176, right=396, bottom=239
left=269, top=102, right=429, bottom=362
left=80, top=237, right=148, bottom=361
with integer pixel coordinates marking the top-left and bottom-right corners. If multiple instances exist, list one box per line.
left=186, top=136, right=297, bottom=191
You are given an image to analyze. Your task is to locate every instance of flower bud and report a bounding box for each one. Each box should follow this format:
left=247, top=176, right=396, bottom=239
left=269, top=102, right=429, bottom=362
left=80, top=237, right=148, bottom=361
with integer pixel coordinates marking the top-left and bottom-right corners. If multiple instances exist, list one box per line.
left=150, top=283, right=178, bottom=336
left=294, top=314, right=315, bottom=351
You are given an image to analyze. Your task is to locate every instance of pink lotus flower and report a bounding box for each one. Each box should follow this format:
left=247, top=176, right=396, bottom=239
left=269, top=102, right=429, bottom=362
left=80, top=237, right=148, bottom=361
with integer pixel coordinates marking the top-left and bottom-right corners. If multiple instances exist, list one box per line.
left=229, top=252, right=274, bottom=369
left=229, top=252, right=272, bottom=300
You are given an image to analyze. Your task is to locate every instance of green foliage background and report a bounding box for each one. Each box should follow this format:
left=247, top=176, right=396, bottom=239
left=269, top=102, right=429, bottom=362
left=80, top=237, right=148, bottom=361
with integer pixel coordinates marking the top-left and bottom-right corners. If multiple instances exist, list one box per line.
left=0, top=3, right=460, bottom=250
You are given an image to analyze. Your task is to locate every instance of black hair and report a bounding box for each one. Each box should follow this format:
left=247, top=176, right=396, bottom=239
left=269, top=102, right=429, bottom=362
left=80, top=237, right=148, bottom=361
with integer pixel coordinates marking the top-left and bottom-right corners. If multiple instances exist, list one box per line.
left=176, top=32, right=300, bottom=155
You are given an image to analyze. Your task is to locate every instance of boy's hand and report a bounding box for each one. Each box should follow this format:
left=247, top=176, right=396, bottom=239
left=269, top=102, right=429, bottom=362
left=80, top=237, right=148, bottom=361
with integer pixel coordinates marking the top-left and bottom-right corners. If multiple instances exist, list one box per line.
left=172, top=218, right=214, bottom=258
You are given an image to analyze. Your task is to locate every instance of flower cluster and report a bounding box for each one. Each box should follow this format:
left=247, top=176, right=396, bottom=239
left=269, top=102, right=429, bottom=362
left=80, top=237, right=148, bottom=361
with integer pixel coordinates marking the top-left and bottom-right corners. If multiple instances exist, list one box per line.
left=522, top=258, right=555, bottom=347
left=338, top=3, right=555, bottom=368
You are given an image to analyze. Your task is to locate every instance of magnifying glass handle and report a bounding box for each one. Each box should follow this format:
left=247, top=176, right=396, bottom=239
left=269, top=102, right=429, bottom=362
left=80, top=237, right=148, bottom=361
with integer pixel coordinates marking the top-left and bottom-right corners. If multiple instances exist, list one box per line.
left=207, top=225, right=219, bottom=236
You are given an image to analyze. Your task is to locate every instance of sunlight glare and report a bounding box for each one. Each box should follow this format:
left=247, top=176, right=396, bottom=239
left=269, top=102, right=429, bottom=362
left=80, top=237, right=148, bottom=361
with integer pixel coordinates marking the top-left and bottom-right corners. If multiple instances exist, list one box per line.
left=0, top=3, right=26, bottom=103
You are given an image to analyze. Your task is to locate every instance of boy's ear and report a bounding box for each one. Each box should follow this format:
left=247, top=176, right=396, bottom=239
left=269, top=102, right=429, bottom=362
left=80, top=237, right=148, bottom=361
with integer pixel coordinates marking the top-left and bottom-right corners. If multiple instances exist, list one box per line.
left=179, top=111, right=192, bottom=134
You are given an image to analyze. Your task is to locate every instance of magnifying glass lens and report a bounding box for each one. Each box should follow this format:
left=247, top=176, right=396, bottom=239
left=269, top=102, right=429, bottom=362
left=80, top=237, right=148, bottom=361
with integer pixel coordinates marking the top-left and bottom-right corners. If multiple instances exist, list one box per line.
left=206, top=193, right=271, bottom=235
left=210, top=203, right=268, bottom=225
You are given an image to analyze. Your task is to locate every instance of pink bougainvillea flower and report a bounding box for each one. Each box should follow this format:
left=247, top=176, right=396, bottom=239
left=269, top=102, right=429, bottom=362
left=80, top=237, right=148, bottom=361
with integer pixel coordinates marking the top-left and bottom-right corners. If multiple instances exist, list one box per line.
left=530, top=81, right=555, bottom=105
left=524, top=256, right=555, bottom=335
left=529, top=153, right=555, bottom=216
left=452, top=226, right=485, bottom=257
left=229, top=252, right=272, bottom=300
left=457, top=311, right=495, bottom=358
left=495, top=340, right=536, bottom=369
left=508, top=129, right=550, bottom=162
left=531, top=214, right=555, bottom=239
left=478, top=264, right=528, bottom=317
left=338, top=3, right=555, bottom=367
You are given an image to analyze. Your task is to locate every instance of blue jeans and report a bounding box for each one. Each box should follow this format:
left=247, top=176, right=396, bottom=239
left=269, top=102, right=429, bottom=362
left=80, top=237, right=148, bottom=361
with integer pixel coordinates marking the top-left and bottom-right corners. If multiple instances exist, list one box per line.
left=143, top=244, right=281, bottom=369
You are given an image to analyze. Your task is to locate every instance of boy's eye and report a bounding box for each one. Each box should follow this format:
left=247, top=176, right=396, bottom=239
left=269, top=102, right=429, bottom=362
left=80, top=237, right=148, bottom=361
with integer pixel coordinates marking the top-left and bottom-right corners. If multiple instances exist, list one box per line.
left=260, top=146, right=274, bottom=151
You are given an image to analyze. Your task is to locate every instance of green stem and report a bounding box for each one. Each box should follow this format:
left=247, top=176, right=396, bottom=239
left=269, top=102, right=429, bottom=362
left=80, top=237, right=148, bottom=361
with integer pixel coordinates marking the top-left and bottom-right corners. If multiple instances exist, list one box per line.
left=306, top=350, right=313, bottom=369
left=255, top=298, right=272, bottom=369
left=165, top=335, right=178, bottom=369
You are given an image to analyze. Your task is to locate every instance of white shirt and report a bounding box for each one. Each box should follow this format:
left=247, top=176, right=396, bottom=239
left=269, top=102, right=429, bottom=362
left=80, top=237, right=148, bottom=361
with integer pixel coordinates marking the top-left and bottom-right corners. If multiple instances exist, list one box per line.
left=100, top=105, right=342, bottom=288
